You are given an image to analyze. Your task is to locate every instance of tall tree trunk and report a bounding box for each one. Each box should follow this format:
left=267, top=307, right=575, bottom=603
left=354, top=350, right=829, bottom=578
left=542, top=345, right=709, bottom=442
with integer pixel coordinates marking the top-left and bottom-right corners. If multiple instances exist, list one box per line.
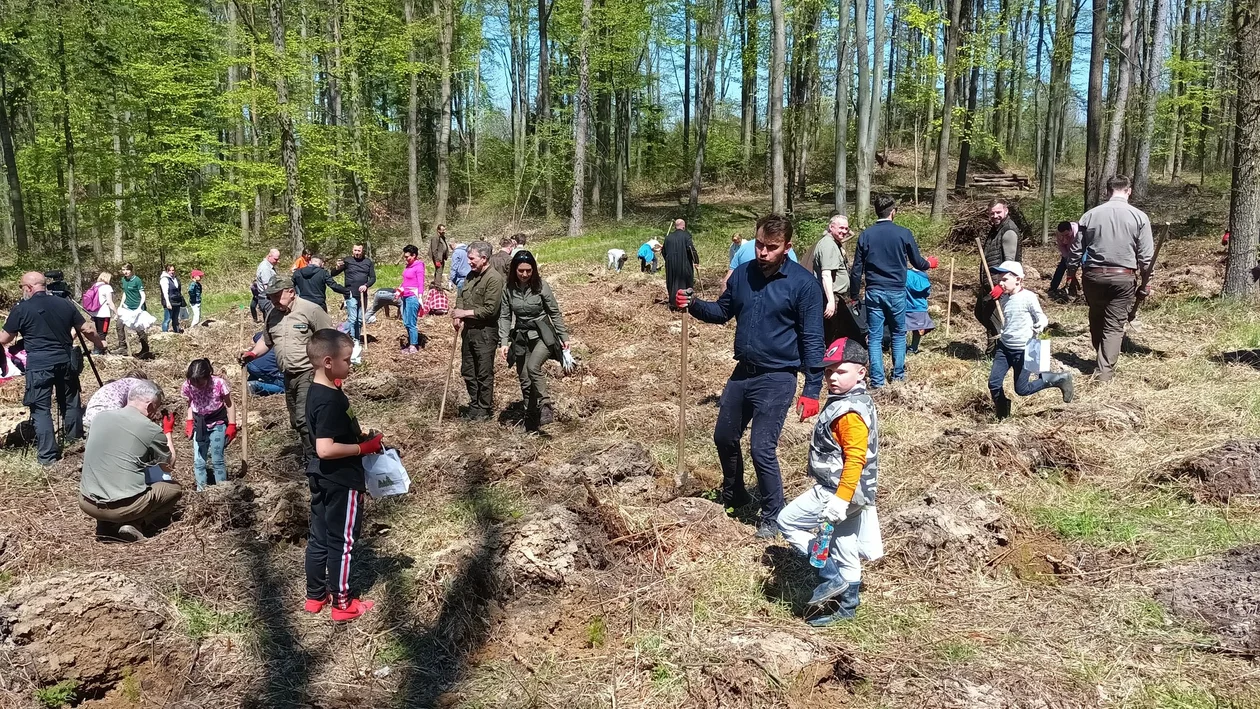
left=1040, top=0, right=1075, bottom=244
left=0, top=68, right=28, bottom=253
left=1169, top=0, right=1191, bottom=182
left=269, top=0, right=304, bottom=255
left=227, top=0, right=248, bottom=246
left=1134, top=0, right=1169, bottom=198
left=1033, top=0, right=1047, bottom=178
left=1083, top=0, right=1108, bottom=208
left=57, top=30, right=81, bottom=289
left=689, top=0, right=725, bottom=214
left=931, top=0, right=963, bottom=222
left=769, top=0, right=787, bottom=213
left=538, top=0, right=552, bottom=216
left=740, top=0, right=758, bottom=173
left=994, top=0, right=1009, bottom=153
left=855, top=0, right=887, bottom=223
left=954, top=0, right=980, bottom=191
left=111, top=106, right=124, bottom=262
left=834, top=0, right=851, bottom=215
left=405, top=0, right=421, bottom=241
left=435, top=0, right=454, bottom=227
left=1223, top=0, right=1260, bottom=296
left=683, top=2, right=692, bottom=163
left=1102, top=0, right=1136, bottom=188
left=568, top=0, right=593, bottom=236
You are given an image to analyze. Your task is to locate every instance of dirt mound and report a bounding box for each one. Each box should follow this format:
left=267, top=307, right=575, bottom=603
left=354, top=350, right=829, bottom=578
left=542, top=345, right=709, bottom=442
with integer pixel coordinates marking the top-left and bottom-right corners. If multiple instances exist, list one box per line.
left=1160, top=439, right=1260, bottom=503
left=551, top=441, right=677, bottom=506
left=886, top=489, right=1012, bottom=572
left=648, top=497, right=748, bottom=556
left=185, top=480, right=308, bottom=541
left=1052, top=401, right=1143, bottom=433
left=945, top=200, right=1032, bottom=247
left=1159, top=264, right=1219, bottom=299
left=930, top=425, right=1100, bottom=478
left=724, top=629, right=835, bottom=682
left=0, top=572, right=191, bottom=698
left=344, top=372, right=401, bottom=401
left=1154, top=545, right=1260, bottom=651
left=499, top=505, right=604, bottom=587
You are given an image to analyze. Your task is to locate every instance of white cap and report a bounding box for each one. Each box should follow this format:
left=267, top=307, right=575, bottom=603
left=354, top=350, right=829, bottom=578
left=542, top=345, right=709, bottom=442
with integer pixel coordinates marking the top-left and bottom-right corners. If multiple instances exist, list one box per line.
left=993, top=261, right=1025, bottom=279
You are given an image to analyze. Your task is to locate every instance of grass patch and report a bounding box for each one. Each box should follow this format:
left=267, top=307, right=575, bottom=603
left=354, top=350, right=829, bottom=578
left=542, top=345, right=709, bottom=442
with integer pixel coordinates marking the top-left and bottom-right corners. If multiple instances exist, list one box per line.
left=375, top=637, right=410, bottom=666
left=34, top=680, right=77, bottom=709
left=933, top=638, right=979, bottom=664
left=1031, top=486, right=1260, bottom=559
left=585, top=615, right=607, bottom=648
left=173, top=595, right=253, bottom=640
left=445, top=485, right=526, bottom=524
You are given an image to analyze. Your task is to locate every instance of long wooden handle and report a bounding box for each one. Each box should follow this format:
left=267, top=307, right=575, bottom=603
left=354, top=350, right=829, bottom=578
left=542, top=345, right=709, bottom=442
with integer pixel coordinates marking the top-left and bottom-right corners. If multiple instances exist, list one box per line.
left=438, top=329, right=460, bottom=423
left=678, top=310, right=689, bottom=489
left=945, top=257, right=955, bottom=337
left=360, top=291, right=368, bottom=352
left=975, top=238, right=1006, bottom=326
left=239, top=321, right=249, bottom=467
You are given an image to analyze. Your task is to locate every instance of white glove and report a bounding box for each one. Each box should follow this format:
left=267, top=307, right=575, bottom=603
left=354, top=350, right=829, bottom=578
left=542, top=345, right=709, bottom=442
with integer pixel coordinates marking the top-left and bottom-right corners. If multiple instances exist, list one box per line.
left=822, top=495, right=850, bottom=523
left=561, top=349, right=577, bottom=374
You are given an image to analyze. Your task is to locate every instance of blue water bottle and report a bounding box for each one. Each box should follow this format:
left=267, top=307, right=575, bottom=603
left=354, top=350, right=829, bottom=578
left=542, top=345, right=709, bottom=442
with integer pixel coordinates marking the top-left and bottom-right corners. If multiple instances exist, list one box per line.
left=809, top=522, right=835, bottom=568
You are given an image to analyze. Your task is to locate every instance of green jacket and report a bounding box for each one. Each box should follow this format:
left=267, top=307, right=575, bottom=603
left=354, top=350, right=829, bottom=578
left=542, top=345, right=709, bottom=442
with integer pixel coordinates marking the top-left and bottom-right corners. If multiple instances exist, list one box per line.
left=498, top=281, right=568, bottom=348
left=455, top=267, right=505, bottom=328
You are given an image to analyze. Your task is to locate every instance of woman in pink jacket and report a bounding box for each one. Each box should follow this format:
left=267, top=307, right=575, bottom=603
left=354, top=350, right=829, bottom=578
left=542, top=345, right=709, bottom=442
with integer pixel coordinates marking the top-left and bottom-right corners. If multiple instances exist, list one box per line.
left=397, top=244, right=427, bottom=353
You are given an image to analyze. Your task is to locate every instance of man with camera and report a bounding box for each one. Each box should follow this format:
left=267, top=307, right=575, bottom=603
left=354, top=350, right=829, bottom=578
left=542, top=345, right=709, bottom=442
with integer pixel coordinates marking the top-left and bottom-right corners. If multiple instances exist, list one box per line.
left=0, top=272, right=105, bottom=465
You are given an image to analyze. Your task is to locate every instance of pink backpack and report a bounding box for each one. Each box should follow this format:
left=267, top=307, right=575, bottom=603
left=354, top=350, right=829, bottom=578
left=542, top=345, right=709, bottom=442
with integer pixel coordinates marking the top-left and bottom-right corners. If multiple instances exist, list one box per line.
left=81, top=283, right=102, bottom=313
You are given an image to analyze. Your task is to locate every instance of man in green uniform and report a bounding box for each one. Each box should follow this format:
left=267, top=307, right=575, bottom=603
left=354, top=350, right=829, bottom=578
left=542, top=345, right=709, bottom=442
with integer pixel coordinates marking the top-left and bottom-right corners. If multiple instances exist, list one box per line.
left=451, top=241, right=505, bottom=420
left=241, top=275, right=334, bottom=463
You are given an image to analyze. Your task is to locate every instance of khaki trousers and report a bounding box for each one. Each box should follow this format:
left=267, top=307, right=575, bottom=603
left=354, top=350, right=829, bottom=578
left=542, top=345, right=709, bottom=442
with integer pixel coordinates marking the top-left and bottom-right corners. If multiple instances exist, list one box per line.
left=1082, top=270, right=1137, bottom=381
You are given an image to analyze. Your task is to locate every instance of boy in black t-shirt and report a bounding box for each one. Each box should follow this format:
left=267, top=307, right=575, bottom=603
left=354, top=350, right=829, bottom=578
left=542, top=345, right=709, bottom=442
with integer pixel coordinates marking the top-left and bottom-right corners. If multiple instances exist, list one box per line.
left=304, top=329, right=384, bottom=621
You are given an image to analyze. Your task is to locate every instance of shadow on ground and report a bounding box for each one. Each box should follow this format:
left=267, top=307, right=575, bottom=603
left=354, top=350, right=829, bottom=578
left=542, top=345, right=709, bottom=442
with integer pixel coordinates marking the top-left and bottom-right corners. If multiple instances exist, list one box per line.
left=1053, top=351, right=1097, bottom=375
left=1214, top=350, right=1260, bottom=369
left=945, top=341, right=985, bottom=361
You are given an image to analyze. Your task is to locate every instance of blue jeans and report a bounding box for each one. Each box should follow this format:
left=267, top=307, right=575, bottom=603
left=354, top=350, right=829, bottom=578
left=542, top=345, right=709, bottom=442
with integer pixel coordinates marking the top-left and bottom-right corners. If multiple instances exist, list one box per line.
left=713, top=367, right=798, bottom=524
left=193, top=422, right=228, bottom=491
left=346, top=295, right=363, bottom=339
left=864, top=288, right=907, bottom=386
left=988, top=342, right=1051, bottom=405
left=249, top=380, right=284, bottom=396
left=401, top=295, right=420, bottom=346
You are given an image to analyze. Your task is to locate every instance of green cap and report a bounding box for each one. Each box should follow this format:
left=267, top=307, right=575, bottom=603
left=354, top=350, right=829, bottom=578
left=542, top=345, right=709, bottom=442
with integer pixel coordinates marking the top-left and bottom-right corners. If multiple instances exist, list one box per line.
left=266, top=275, right=294, bottom=295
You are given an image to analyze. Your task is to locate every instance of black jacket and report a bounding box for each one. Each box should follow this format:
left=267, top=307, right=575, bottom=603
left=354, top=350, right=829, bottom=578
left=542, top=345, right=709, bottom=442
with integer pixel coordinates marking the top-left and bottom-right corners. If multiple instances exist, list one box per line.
left=294, top=265, right=350, bottom=311
left=330, top=256, right=377, bottom=299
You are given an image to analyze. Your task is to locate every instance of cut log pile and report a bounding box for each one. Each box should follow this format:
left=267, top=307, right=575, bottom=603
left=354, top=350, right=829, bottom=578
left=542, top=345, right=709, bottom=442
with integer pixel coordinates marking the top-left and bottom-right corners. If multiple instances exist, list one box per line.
left=969, top=172, right=1033, bottom=190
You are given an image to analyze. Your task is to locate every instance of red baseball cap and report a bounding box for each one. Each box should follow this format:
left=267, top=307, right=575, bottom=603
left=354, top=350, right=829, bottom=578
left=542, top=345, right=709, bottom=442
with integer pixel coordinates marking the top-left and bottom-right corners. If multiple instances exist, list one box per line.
left=190, top=269, right=204, bottom=278
left=822, top=337, right=869, bottom=366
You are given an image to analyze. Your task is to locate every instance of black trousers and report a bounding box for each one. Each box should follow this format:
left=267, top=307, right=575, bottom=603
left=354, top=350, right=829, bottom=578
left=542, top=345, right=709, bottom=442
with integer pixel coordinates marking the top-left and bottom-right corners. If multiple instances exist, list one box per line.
left=824, top=300, right=867, bottom=344
left=461, top=325, right=497, bottom=414
left=974, top=284, right=1002, bottom=340
left=305, top=477, right=365, bottom=608
left=24, top=364, right=83, bottom=465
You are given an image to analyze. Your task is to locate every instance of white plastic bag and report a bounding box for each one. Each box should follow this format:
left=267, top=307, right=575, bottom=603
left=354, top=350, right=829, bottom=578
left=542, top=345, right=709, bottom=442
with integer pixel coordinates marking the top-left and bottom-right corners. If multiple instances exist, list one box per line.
left=1025, top=338, right=1052, bottom=374
left=363, top=448, right=411, bottom=498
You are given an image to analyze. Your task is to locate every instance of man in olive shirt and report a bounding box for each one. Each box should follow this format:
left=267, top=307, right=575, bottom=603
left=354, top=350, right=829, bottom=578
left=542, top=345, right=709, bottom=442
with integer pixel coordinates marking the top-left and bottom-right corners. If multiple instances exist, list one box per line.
left=80, top=380, right=182, bottom=542
left=451, top=241, right=505, bottom=420
left=1068, top=175, right=1154, bottom=382
left=813, top=214, right=864, bottom=342
left=241, top=275, right=334, bottom=463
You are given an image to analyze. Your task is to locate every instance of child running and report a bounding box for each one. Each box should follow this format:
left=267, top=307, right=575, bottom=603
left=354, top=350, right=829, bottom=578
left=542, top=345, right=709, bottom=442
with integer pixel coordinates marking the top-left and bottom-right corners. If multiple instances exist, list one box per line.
left=304, top=328, right=383, bottom=621
left=905, top=266, right=935, bottom=354
left=180, top=359, right=237, bottom=490
left=777, top=337, right=883, bottom=626
left=987, top=261, right=1074, bottom=419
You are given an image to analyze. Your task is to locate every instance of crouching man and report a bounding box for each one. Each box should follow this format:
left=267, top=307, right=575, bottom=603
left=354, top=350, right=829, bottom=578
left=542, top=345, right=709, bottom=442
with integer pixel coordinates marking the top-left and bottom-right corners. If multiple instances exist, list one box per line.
left=79, top=379, right=183, bottom=542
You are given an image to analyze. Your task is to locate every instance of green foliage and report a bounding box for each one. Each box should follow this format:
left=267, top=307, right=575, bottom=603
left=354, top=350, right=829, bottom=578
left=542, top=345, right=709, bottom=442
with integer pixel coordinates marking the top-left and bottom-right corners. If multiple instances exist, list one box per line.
left=34, top=680, right=78, bottom=709
left=585, top=615, right=607, bottom=648
left=173, top=595, right=253, bottom=640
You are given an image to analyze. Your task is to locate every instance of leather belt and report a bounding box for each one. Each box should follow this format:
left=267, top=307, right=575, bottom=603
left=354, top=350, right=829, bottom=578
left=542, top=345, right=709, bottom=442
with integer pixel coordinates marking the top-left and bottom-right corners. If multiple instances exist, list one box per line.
left=1084, top=266, right=1136, bottom=275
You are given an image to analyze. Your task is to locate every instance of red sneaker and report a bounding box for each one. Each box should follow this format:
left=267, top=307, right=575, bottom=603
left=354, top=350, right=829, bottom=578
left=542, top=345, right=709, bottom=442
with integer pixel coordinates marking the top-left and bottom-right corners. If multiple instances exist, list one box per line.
left=330, top=598, right=374, bottom=622
left=304, top=595, right=330, bottom=614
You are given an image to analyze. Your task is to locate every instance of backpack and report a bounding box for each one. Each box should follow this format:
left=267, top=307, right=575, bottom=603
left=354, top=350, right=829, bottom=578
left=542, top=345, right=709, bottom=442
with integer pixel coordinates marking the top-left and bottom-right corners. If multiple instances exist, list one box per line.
left=81, top=283, right=102, bottom=313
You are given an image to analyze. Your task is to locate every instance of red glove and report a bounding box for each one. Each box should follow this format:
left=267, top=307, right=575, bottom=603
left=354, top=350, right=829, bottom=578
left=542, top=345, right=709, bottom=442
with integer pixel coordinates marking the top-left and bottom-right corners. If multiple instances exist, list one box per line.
left=225, top=423, right=237, bottom=442
left=358, top=433, right=384, bottom=457
left=926, top=256, right=939, bottom=269
left=675, top=288, right=693, bottom=310
left=796, top=396, right=820, bottom=421
left=184, top=420, right=194, bottom=439
left=989, top=285, right=1004, bottom=299
left=240, top=350, right=257, bottom=364
left=437, top=261, right=445, bottom=269
left=161, top=413, right=174, bottom=434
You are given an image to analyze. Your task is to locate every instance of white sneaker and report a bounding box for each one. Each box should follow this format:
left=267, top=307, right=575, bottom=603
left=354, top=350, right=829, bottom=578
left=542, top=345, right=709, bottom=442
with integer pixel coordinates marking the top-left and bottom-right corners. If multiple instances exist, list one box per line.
left=351, top=342, right=363, bottom=365
left=367, top=315, right=377, bottom=325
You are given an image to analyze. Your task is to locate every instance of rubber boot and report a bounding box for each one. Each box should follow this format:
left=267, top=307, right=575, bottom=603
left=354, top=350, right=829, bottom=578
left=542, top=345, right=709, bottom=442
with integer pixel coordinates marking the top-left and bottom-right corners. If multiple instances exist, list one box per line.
left=994, top=398, right=1012, bottom=420
left=135, top=335, right=152, bottom=360
left=538, top=404, right=555, bottom=427
left=1047, top=372, right=1075, bottom=403
left=807, top=584, right=861, bottom=626
left=808, top=576, right=850, bottom=606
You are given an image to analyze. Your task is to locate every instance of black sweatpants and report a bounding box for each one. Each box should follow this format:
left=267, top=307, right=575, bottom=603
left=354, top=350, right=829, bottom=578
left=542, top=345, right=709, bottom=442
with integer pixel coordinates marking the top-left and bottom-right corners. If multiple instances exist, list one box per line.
left=306, top=476, right=365, bottom=608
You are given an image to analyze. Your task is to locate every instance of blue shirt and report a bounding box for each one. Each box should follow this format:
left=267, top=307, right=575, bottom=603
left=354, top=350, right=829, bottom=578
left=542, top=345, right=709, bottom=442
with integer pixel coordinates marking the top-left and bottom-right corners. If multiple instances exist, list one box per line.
left=906, top=269, right=930, bottom=313
left=849, top=219, right=930, bottom=297
left=638, top=243, right=656, bottom=261
left=690, top=259, right=825, bottom=398
left=449, top=246, right=471, bottom=286
left=728, top=240, right=798, bottom=269
left=247, top=333, right=283, bottom=386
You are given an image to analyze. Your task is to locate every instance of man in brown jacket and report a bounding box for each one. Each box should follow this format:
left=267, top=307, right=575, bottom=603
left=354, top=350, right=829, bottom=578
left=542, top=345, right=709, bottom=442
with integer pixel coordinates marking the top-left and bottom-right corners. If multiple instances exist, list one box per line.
left=452, top=241, right=506, bottom=420
left=429, top=224, right=452, bottom=287
left=1068, top=175, right=1154, bottom=382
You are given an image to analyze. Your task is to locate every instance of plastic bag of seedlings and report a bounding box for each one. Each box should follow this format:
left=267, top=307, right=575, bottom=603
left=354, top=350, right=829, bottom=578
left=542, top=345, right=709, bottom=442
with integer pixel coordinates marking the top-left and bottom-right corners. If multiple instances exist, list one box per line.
left=1025, top=337, right=1052, bottom=373
left=364, top=448, right=411, bottom=498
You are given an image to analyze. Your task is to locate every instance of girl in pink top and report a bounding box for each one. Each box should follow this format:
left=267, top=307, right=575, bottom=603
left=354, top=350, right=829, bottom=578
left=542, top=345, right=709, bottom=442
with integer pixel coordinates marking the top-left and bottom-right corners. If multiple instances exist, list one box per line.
left=397, top=244, right=427, bottom=353
left=181, top=358, right=237, bottom=490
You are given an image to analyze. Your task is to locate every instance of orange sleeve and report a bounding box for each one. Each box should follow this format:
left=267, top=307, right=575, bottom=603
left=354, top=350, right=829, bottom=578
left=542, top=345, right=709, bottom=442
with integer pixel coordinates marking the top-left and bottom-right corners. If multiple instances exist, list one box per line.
left=830, top=412, right=870, bottom=502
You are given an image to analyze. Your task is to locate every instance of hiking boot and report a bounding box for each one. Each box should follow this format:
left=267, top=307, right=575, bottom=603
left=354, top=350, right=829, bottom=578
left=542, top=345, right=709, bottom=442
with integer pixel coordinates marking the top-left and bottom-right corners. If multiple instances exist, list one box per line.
left=116, top=524, right=146, bottom=542
left=754, top=521, right=781, bottom=540
left=807, top=577, right=850, bottom=607
left=722, top=487, right=753, bottom=511
left=806, top=585, right=861, bottom=627
left=538, top=404, right=555, bottom=427
left=304, top=595, right=331, bottom=614
left=331, top=598, right=374, bottom=622
left=994, top=398, right=1012, bottom=420
left=1047, top=371, right=1075, bottom=403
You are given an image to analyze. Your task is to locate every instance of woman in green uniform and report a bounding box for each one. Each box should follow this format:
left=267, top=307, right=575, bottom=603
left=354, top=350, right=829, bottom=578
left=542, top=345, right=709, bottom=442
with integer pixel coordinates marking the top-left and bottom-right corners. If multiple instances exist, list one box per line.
left=498, top=251, right=568, bottom=432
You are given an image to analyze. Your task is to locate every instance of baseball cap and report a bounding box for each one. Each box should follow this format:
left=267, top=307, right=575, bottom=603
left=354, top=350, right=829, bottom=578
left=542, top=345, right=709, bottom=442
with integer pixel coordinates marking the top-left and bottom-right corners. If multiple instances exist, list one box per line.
left=822, top=337, right=868, bottom=367
left=190, top=269, right=204, bottom=278
left=266, top=275, right=294, bottom=295
left=993, top=261, right=1025, bottom=279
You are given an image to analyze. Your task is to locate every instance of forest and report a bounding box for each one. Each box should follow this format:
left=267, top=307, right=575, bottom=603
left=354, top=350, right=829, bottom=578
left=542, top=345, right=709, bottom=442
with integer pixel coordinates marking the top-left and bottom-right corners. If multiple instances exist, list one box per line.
left=0, top=0, right=1256, bottom=291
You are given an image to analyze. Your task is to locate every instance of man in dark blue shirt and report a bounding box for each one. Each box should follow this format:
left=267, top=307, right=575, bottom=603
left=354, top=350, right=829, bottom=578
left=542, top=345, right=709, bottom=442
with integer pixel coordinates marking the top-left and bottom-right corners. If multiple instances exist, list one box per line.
left=849, top=195, right=935, bottom=387
left=676, top=214, right=825, bottom=538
